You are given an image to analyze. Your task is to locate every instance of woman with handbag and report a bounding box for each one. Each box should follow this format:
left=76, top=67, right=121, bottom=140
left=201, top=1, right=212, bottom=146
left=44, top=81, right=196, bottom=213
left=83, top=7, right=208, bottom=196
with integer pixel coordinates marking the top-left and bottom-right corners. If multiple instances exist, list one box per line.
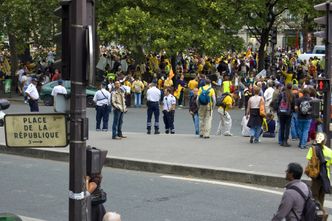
left=87, top=173, right=106, bottom=221
left=246, top=86, right=264, bottom=144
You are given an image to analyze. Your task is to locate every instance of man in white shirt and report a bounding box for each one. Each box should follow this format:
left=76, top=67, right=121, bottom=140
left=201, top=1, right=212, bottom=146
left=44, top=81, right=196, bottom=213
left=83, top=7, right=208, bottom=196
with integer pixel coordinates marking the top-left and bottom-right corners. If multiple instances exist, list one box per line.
left=162, top=88, right=176, bottom=134
left=51, top=80, right=68, bottom=112
left=25, top=77, right=39, bottom=112
left=264, top=81, right=275, bottom=114
left=146, top=80, right=161, bottom=134
left=93, top=82, right=111, bottom=131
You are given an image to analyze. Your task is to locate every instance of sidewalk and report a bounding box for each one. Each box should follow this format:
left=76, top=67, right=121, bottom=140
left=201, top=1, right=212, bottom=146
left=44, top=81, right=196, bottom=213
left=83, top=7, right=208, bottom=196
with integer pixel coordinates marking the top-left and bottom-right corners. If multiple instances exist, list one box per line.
left=0, top=127, right=310, bottom=188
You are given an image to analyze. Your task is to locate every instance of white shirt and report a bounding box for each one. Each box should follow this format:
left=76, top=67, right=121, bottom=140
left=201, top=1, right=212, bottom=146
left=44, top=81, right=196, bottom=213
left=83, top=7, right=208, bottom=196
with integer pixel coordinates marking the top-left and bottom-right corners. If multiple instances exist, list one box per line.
left=51, top=85, right=67, bottom=97
left=93, top=88, right=111, bottom=106
left=147, top=86, right=161, bottom=102
left=163, top=94, right=176, bottom=111
left=264, top=87, right=275, bottom=106
left=25, top=83, right=39, bottom=100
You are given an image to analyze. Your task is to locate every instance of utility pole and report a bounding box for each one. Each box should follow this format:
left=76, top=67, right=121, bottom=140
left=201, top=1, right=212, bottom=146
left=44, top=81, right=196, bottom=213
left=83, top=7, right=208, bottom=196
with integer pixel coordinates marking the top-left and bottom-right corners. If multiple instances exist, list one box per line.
left=68, top=0, right=88, bottom=220
left=314, top=1, right=332, bottom=147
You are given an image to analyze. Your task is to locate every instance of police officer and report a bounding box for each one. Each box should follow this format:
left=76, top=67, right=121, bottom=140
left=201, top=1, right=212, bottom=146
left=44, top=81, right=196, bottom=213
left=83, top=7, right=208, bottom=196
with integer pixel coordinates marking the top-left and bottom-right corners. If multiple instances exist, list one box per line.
left=93, top=82, right=111, bottom=131
left=25, top=77, right=39, bottom=112
left=146, top=80, right=161, bottom=134
left=162, top=88, right=176, bottom=134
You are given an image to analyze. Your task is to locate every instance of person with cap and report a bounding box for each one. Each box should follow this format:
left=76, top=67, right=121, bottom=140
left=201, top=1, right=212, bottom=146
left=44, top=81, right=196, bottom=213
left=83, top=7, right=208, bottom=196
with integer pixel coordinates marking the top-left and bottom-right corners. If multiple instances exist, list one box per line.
left=306, top=132, right=332, bottom=207
left=146, top=79, right=161, bottom=134
left=111, top=80, right=127, bottom=139
left=93, top=82, right=111, bottom=132
left=25, top=77, right=39, bottom=112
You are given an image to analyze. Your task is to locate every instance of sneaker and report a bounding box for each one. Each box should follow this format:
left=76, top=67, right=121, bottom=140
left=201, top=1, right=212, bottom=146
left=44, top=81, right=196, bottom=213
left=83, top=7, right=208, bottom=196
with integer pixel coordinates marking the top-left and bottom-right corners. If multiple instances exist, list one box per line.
left=165, top=130, right=169, bottom=134
left=203, top=136, right=210, bottom=139
left=171, top=131, right=175, bottom=134
left=199, top=135, right=203, bottom=138
left=250, top=136, right=254, bottom=143
left=147, top=130, right=151, bottom=134
left=223, top=132, right=232, bottom=136
left=154, top=130, right=160, bottom=135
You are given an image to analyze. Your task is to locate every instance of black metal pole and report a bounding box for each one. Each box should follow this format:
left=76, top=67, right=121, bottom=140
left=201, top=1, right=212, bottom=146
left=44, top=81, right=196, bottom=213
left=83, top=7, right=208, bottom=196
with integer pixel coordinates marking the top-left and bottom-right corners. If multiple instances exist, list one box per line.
left=324, top=4, right=331, bottom=147
left=69, top=0, right=88, bottom=220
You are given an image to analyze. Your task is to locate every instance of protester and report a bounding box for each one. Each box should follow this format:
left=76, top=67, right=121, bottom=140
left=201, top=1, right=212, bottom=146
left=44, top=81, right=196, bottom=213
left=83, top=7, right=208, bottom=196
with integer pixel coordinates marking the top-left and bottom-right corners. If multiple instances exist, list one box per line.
left=216, top=92, right=233, bottom=136
left=189, top=88, right=199, bottom=135
left=262, top=113, right=276, bottom=138
left=131, top=76, right=145, bottom=108
left=277, top=83, right=295, bottom=147
left=93, top=82, right=111, bottom=132
left=246, top=86, right=264, bottom=143
left=197, top=79, right=216, bottom=138
left=271, top=162, right=309, bottom=221
left=306, top=132, right=332, bottom=207
left=111, top=81, right=127, bottom=140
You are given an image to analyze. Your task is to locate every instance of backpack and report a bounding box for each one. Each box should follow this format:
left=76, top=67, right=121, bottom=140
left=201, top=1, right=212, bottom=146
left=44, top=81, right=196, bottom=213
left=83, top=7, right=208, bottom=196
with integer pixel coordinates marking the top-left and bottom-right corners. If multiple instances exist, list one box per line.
left=289, top=185, right=324, bottom=221
left=216, top=93, right=230, bottom=108
left=299, top=100, right=312, bottom=115
left=305, top=146, right=320, bottom=179
left=198, top=87, right=211, bottom=105
left=278, top=93, right=291, bottom=115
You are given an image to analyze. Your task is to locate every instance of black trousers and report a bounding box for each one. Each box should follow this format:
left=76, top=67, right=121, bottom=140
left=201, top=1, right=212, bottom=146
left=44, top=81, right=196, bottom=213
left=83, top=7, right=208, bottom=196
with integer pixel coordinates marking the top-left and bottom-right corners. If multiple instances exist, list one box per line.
left=163, top=110, right=175, bottom=131
left=278, top=114, right=291, bottom=144
left=28, top=99, right=39, bottom=112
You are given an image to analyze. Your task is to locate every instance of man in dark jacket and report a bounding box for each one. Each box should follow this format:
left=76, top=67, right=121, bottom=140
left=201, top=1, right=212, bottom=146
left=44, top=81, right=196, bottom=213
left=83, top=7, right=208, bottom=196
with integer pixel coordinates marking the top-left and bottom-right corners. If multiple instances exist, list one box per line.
left=272, top=162, right=309, bottom=221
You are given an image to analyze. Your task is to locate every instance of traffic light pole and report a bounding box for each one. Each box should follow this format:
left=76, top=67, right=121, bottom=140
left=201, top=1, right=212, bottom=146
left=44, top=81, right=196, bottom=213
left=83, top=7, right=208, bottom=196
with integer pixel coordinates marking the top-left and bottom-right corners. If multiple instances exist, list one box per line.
left=69, top=0, right=88, bottom=220
left=324, top=4, right=331, bottom=147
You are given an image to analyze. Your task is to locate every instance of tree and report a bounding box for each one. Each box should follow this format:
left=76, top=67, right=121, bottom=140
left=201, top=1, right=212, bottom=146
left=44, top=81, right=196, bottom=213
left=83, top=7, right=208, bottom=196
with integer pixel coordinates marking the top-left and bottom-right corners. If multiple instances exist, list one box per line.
left=237, top=0, right=303, bottom=71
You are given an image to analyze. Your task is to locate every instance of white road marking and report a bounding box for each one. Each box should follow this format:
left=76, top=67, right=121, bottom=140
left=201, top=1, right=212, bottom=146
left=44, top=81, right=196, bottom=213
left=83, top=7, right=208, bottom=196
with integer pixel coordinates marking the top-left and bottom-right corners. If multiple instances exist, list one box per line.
left=19, top=216, right=46, bottom=221
left=161, top=175, right=332, bottom=209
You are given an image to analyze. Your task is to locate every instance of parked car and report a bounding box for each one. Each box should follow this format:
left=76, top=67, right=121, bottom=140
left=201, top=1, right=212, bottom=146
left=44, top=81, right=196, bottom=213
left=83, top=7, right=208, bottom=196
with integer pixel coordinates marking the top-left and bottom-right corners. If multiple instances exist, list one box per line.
left=40, top=80, right=97, bottom=107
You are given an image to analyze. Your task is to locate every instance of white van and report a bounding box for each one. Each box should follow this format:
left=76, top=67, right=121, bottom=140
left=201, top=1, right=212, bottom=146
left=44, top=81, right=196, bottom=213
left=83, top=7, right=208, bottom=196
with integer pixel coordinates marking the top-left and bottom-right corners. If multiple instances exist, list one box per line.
left=312, top=45, right=325, bottom=54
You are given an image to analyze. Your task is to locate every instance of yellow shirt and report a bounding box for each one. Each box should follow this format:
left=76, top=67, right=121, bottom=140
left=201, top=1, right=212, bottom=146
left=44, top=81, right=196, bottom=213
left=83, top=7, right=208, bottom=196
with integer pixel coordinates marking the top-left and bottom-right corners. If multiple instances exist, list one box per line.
left=282, top=70, right=293, bottom=85
left=164, top=78, right=173, bottom=88
left=218, top=95, right=233, bottom=111
left=198, top=85, right=215, bottom=105
left=306, top=145, right=332, bottom=178
left=188, top=79, right=198, bottom=90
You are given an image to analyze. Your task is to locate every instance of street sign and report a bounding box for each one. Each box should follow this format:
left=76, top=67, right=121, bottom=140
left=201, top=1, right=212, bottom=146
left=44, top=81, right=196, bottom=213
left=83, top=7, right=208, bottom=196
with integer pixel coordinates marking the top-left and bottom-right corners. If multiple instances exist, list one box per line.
left=4, top=113, right=68, bottom=148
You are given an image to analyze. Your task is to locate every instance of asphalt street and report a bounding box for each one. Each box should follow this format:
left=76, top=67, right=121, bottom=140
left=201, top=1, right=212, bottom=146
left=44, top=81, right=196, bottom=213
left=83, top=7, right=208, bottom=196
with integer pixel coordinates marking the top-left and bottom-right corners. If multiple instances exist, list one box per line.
left=0, top=153, right=292, bottom=221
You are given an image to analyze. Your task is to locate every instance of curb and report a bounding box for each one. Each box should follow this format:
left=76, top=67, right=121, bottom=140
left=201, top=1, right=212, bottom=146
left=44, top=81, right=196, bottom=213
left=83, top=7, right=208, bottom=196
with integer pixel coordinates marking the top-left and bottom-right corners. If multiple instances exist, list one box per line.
left=0, top=145, right=297, bottom=188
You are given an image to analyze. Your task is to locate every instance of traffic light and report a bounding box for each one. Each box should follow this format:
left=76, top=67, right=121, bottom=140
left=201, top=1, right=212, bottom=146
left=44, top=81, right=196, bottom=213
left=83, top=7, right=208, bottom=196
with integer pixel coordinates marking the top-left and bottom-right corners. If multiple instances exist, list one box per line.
left=86, top=146, right=108, bottom=176
left=54, top=0, right=71, bottom=80
left=317, top=78, right=330, bottom=92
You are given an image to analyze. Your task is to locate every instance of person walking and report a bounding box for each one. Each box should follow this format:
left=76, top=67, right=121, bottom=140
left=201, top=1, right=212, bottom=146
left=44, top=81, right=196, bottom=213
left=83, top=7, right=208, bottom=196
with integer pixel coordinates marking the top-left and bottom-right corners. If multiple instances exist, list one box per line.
left=295, top=88, right=312, bottom=149
left=271, top=162, right=309, bottom=221
left=277, top=83, right=295, bottom=147
left=146, top=80, right=161, bottom=134
left=162, top=88, right=176, bottom=134
left=197, top=79, right=216, bottom=138
left=263, top=81, right=274, bottom=114
left=216, top=92, right=233, bottom=136
left=111, top=81, right=127, bottom=140
left=131, top=76, right=144, bottom=108
left=93, top=82, right=111, bottom=132
left=306, top=132, right=332, bottom=207
left=246, top=86, right=264, bottom=143
left=189, top=87, right=199, bottom=135
left=25, top=77, right=39, bottom=112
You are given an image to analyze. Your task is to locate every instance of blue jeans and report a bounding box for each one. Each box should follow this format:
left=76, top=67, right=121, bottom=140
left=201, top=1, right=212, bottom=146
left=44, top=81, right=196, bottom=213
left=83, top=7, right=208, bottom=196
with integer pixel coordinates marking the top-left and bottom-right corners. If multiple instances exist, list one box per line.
left=291, top=112, right=299, bottom=139
left=250, top=125, right=262, bottom=141
left=298, top=119, right=311, bottom=148
left=192, top=113, right=199, bottom=135
left=134, top=93, right=142, bottom=107
left=112, top=109, right=124, bottom=138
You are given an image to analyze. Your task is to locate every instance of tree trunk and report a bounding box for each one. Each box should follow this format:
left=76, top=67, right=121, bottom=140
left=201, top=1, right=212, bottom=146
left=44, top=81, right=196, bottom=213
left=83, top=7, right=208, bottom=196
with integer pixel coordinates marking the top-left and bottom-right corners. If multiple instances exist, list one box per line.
left=8, top=33, right=19, bottom=93
left=302, top=14, right=309, bottom=53
left=258, top=30, right=269, bottom=72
